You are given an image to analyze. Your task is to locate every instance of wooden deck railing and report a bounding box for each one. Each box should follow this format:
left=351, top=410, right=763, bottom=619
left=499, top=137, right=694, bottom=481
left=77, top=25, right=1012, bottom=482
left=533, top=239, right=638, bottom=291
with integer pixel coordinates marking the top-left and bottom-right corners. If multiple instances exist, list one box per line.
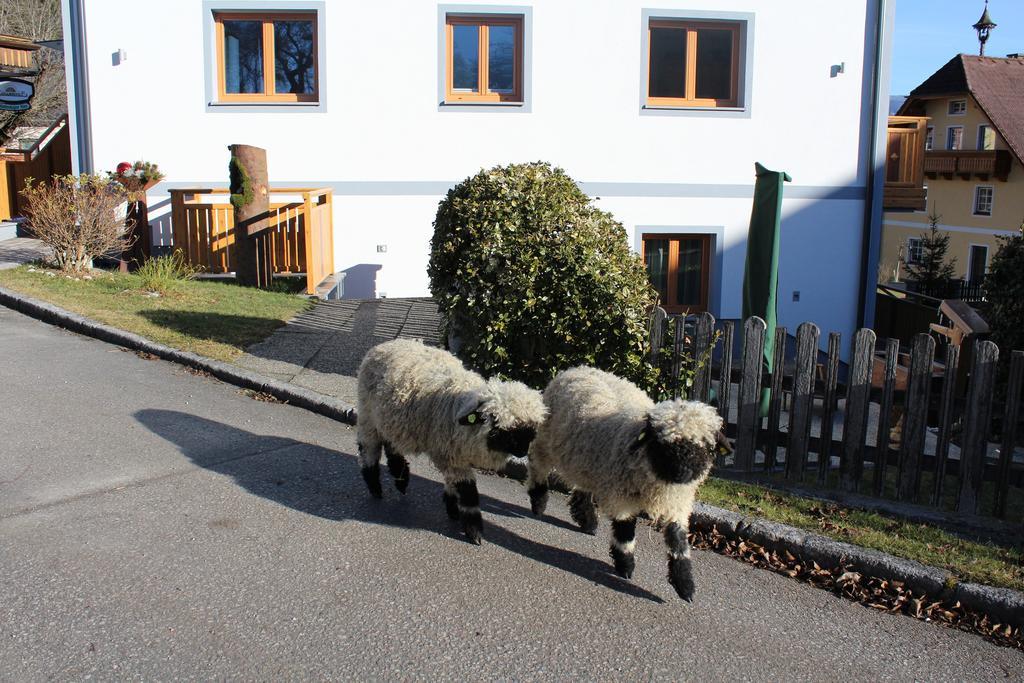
left=883, top=116, right=928, bottom=212
left=924, top=149, right=1012, bottom=182
left=168, top=187, right=334, bottom=295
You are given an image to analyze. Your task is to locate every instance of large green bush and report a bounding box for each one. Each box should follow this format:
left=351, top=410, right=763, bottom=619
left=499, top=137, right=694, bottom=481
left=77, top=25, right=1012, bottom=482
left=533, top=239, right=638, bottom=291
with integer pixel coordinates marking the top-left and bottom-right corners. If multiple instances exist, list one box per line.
left=428, top=162, right=656, bottom=389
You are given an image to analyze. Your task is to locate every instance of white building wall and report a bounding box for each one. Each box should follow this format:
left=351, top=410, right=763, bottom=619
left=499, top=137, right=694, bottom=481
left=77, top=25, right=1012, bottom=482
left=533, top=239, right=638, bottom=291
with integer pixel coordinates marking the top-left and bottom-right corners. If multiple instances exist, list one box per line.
left=70, top=0, right=881, bottom=341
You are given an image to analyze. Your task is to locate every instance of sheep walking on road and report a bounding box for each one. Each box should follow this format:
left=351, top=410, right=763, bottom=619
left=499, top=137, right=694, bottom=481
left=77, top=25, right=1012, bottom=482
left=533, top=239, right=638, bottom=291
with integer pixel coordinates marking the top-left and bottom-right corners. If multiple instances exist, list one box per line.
left=527, top=366, right=724, bottom=600
left=356, top=339, right=547, bottom=544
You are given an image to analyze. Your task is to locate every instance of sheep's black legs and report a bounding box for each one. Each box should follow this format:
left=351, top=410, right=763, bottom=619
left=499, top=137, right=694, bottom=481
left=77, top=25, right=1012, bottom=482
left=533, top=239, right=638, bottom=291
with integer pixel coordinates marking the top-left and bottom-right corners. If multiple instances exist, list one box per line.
left=610, top=517, right=637, bottom=579
left=664, top=521, right=695, bottom=601
left=357, top=438, right=383, bottom=499
left=442, top=483, right=460, bottom=520
left=568, top=489, right=599, bottom=535
left=527, top=469, right=549, bottom=516
left=454, top=478, right=484, bottom=545
left=383, top=442, right=410, bottom=494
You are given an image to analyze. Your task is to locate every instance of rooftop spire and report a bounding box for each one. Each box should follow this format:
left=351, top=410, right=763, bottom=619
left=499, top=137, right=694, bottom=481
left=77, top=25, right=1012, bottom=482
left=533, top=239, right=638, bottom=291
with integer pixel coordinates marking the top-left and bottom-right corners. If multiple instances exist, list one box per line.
left=974, top=0, right=997, bottom=56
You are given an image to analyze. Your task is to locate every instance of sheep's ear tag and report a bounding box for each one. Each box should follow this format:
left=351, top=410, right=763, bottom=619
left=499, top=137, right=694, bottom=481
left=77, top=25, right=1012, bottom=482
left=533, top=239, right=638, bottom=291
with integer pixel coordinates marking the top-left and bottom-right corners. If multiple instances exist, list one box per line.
left=467, top=413, right=478, bottom=424
left=631, top=427, right=648, bottom=451
left=459, top=411, right=482, bottom=426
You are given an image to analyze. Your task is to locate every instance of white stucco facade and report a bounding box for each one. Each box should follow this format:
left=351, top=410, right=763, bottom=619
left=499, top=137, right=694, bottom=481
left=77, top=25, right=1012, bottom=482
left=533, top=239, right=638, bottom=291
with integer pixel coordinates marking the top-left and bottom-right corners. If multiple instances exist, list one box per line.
left=61, top=0, right=892, bottom=343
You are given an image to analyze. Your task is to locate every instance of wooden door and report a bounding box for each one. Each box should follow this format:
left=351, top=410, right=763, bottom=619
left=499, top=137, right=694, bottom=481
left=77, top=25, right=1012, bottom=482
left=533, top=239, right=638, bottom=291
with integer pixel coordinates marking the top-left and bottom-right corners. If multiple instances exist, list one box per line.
left=641, top=233, right=711, bottom=313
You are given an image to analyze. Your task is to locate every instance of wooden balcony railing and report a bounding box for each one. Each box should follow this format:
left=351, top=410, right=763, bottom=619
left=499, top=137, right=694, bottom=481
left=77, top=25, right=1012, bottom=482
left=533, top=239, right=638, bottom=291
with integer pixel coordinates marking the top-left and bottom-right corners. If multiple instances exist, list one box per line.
left=883, top=116, right=928, bottom=212
left=924, top=149, right=1012, bottom=182
left=168, top=187, right=335, bottom=295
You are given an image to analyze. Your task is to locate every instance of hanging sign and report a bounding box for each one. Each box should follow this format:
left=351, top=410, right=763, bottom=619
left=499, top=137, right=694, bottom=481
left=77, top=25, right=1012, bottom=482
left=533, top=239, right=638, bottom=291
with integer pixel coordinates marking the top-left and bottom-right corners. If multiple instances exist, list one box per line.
left=0, top=78, right=34, bottom=112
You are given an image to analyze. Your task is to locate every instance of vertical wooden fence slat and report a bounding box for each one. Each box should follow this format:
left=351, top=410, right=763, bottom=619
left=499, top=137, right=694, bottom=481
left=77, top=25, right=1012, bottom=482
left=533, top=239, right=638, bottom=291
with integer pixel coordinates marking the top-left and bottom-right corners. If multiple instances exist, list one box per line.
left=735, top=317, right=766, bottom=472
left=873, top=338, right=900, bottom=496
left=692, top=312, right=716, bottom=403
left=994, top=350, right=1024, bottom=518
left=787, top=323, right=819, bottom=480
left=671, top=317, right=686, bottom=399
left=897, top=334, right=935, bottom=502
left=718, top=321, right=735, bottom=426
left=648, top=307, right=667, bottom=364
left=957, top=340, right=999, bottom=515
left=841, top=328, right=876, bottom=491
left=932, top=344, right=960, bottom=507
left=765, top=326, right=787, bottom=472
left=819, top=332, right=842, bottom=484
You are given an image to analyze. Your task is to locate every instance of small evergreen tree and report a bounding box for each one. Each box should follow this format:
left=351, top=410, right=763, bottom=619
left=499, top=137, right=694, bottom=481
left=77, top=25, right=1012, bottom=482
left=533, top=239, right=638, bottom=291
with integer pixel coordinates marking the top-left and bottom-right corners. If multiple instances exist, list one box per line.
left=904, top=210, right=957, bottom=298
left=984, top=224, right=1024, bottom=357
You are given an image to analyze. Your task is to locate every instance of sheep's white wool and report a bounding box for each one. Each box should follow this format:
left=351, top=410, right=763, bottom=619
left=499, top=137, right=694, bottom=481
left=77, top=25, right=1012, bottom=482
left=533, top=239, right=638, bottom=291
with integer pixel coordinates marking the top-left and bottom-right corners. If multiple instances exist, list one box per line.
left=356, top=338, right=547, bottom=474
left=648, top=399, right=722, bottom=449
left=529, top=365, right=720, bottom=522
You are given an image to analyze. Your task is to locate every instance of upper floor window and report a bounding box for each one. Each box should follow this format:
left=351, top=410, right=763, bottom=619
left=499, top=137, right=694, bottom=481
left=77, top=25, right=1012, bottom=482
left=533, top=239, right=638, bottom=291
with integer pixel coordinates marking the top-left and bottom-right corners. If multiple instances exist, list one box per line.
left=925, top=126, right=934, bottom=151
left=214, top=12, right=318, bottom=103
left=444, top=14, right=523, bottom=103
left=947, top=126, right=963, bottom=150
left=646, top=20, right=740, bottom=108
left=977, top=124, right=995, bottom=150
left=973, top=186, right=993, bottom=216
left=948, top=99, right=967, bottom=115
left=906, top=237, right=923, bottom=264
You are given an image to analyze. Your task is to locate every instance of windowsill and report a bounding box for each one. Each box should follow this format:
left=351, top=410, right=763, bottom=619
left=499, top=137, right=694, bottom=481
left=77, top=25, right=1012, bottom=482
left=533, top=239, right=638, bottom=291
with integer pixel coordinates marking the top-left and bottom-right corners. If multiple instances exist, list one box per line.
left=208, top=101, right=321, bottom=107
left=440, top=100, right=525, bottom=107
left=643, top=105, right=746, bottom=112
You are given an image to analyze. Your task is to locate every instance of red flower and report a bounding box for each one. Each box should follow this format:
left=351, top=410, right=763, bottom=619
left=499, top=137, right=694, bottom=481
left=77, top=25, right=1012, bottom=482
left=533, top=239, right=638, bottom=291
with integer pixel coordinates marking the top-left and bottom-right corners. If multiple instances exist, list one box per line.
left=116, top=161, right=132, bottom=176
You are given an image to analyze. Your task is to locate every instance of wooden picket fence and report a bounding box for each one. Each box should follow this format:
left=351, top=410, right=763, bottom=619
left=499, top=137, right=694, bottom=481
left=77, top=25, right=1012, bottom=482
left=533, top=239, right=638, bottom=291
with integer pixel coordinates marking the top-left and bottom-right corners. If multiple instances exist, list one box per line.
left=650, top=309, right=1024, bottom=522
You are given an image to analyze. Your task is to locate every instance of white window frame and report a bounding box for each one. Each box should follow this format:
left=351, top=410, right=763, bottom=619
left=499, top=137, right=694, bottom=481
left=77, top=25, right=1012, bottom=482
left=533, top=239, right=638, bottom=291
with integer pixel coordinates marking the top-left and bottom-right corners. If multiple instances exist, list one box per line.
left=973, top=185, right=994, bottom=217
left=948, top=99, right=967, bottom=115
left=925, top=126, right=934, bottom=151
left=906, top=237, right=924, bottom=264
left=946, top=125, right=964, bottom=150
left=977, top=124, right=995, bottom=151
left=967, top=243, right=989, bottom=283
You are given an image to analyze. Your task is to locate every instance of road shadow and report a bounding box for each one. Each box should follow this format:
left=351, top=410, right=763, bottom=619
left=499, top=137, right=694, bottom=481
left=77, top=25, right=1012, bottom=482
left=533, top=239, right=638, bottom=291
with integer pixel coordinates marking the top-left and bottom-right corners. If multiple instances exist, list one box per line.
left=134, top=408, right=663, bottom=603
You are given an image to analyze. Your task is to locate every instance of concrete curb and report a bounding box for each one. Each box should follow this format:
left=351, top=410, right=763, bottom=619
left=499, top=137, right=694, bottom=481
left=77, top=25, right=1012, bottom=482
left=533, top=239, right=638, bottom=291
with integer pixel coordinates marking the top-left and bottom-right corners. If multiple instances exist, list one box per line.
left=2, top=284, right=1022, bottom=628
left=0, top=285, right=357, bottom=425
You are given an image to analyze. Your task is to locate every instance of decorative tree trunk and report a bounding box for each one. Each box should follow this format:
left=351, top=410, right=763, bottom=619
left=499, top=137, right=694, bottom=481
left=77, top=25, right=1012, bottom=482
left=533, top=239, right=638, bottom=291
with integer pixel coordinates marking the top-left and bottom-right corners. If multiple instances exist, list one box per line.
left=123, top=198, right=151, bottom=268
left=228, top=144, right=272, bottom=288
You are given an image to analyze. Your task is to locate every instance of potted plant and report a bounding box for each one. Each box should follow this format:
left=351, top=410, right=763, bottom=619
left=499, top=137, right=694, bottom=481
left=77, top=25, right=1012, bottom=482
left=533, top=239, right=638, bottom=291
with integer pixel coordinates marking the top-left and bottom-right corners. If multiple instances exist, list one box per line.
left=111, top=160, right=165, bottom=198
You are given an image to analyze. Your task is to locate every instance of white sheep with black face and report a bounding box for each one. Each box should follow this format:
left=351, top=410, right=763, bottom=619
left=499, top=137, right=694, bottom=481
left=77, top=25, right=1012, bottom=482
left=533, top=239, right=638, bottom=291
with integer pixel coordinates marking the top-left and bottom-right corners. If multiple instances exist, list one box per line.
left=527, top=366, right=725, bottom=601
left=356, top=338, right=547, bottom=544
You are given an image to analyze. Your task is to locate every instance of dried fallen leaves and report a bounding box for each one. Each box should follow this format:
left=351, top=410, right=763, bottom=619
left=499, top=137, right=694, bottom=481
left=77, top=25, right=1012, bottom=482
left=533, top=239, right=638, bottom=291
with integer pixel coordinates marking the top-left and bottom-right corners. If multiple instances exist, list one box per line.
left=239, top=389, right=284, bottom=403
left=688, top=523, right=1024, bottom=650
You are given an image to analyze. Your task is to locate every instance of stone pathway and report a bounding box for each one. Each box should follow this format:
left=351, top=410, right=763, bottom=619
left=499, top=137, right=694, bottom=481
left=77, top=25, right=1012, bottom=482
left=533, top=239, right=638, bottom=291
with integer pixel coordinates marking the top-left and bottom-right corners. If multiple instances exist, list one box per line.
left=0, top=238, right=49, bottom=270
left=234, top=297, right=442, bottom=405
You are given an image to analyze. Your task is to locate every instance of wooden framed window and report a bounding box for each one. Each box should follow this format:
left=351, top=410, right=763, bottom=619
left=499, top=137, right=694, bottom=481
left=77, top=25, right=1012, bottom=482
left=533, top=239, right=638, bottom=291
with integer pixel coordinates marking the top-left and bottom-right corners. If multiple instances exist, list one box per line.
left=214, top=12, right=318, bottom=103
left=973, top=185, right=993, bottom=216
left=445, top=14, right=523, bottom=103
left=946, top=126, right=963, bottom=150
left=641, top=234, right=712, bottom=314
left=948, top=99, right=967, bottom=115
left=977, top=124, right=995, bottom=150
left=646, top=20, right=740, bottom=108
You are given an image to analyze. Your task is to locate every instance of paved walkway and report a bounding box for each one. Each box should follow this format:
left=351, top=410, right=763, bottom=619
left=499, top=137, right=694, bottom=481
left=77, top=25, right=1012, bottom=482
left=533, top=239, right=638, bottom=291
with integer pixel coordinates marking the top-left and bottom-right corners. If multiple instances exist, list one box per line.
left=234, top=297, right=442, bottom=405
left=0, top=237, right=48, bottom=270
left=2, top=305, right=1021, bottom=679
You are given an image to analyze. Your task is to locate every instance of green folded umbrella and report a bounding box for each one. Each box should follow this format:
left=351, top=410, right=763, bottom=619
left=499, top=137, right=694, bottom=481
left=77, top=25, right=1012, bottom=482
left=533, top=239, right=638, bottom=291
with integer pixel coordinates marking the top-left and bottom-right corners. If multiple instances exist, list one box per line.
left=742, top=162, right=791, bottom=416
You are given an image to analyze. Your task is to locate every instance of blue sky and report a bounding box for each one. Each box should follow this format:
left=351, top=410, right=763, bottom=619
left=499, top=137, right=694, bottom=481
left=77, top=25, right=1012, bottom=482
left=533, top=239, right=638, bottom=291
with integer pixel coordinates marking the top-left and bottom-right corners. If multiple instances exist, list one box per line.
left=891, top=0, right=1024, bottom=96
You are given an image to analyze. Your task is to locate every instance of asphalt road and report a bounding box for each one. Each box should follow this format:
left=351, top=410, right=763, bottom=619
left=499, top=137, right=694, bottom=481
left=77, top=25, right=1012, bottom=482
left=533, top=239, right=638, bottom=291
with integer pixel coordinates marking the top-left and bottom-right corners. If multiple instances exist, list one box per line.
left=1, top=306, right=1021, bottom=681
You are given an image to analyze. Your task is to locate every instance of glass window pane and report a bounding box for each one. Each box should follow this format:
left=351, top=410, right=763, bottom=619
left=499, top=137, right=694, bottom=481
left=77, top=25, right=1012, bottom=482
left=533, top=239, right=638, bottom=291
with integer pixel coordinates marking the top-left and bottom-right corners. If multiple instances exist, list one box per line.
left=488, top=24, right=516, bottom=93
left=452, top=24, right=479, bottom=91
left=979, top=125, right=995, bottom=150
left=274, top=20, right=315, bottom=94
left=676, top=239, right=704, bottom=307
left=649, top=27, right=686, bottom=99
left=223, top=20, right=263, bottom=94
left=695, top=28, right=733, bottom=100
left=644, top=239, right=670, bottom=305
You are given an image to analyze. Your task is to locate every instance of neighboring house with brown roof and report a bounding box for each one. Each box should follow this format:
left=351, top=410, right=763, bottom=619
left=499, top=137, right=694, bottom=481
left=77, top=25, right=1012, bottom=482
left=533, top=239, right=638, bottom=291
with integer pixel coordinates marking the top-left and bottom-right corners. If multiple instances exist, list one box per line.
left=880, top=53, right=1024, bottom=292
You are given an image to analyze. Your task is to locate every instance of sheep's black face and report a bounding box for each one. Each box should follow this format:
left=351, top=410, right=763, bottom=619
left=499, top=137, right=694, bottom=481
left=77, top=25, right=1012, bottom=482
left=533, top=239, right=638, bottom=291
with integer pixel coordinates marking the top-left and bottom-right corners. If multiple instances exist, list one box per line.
left=645, top=432, right=716, bottom=485
left=487, top=424, right=537, bottom=459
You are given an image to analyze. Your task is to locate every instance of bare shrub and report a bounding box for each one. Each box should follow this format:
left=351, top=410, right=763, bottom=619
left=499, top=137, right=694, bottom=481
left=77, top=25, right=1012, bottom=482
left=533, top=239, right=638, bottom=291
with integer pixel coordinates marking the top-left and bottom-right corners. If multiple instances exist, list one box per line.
left=21, top=174, right=134, bottom=273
